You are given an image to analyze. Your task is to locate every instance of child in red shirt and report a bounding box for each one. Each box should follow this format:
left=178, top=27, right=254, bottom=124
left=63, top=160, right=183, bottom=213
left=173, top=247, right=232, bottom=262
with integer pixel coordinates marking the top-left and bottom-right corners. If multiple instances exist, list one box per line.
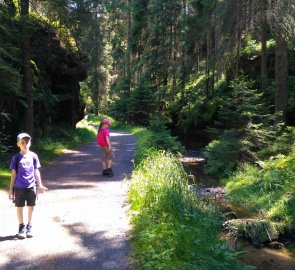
left=97, top=119, right=114, bottom=176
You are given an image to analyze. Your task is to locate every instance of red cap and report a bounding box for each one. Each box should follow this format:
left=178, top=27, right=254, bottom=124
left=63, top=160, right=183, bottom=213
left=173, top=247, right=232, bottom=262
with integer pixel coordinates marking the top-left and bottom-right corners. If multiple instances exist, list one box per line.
left=102, top=119, right=112, bottom=126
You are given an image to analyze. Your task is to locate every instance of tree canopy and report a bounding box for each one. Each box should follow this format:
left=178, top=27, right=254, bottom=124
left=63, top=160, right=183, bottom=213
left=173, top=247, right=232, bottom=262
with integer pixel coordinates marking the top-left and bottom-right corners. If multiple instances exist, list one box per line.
left=1, top=0, right=295, bottom=156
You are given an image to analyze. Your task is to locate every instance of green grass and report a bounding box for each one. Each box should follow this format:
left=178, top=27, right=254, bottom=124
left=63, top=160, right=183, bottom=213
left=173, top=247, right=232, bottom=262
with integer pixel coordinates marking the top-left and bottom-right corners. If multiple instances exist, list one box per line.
left=225, top=151, right=295, bottom=232
left=86, top=113, right=118, bottom=127
left=0, top=168, right=10, bottom=189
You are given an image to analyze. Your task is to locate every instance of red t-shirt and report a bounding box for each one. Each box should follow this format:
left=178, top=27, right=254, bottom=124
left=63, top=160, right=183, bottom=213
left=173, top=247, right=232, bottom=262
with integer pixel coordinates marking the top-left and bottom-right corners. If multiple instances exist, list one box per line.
left=97, top=128, right=110, bottom=147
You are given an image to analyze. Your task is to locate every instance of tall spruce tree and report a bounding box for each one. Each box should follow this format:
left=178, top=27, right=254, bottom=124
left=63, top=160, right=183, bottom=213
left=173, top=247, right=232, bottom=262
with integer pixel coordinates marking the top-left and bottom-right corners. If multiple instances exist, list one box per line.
left=218, top=75, right=276, bottom=162
left=268, top=0, right=295, bottom=123
left=20, top=0, right=34, bottom=135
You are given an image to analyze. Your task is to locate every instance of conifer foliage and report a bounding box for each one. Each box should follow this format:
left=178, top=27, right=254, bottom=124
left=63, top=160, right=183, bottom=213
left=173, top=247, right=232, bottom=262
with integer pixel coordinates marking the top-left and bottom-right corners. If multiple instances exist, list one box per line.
left=0, top=0, right=21, bottom=148
left=204, top=75, right=278, bottom=177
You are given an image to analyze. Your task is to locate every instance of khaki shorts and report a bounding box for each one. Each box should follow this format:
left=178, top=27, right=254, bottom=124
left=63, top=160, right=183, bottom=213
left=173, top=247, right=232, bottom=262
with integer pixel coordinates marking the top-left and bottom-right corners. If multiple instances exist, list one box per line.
left=101, top=146, right=113, bottom=162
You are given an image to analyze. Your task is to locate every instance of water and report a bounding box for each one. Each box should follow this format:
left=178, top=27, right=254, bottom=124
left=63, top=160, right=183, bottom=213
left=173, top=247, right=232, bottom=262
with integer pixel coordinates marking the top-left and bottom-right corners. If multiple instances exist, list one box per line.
left=182, top=151, right=295, bottom=270
left=236, top=239, right=295, bottom=270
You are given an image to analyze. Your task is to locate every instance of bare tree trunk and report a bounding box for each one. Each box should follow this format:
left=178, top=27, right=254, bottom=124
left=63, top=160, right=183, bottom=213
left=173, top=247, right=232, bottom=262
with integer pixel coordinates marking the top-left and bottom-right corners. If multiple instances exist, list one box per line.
left=235, top=7, right=241, bottom=77
left=196, top=44, right=200, bottom=74
left=21, top=0, right=34, bottom=135
left=205, top=31, right=211, bottom=99
left=260, top=0, right=268, bottom=89
left=94, top=67, right=99, bottom=116
left=275, top=34, right=288, bottom=123
left=126, top=0, right=132, bottom=93
left=211, top=21, right=216, bottom=95
left=235, top=26, right=241, bottom=76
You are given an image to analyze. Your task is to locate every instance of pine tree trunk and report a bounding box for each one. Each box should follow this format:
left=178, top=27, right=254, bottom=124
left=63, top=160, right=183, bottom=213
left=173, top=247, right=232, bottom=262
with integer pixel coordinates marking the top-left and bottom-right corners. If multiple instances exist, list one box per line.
left=211, top=25, right=215, bottom=95
left=126, top=0, right=132, bottom=93
left=94, top=71, right=99, bottom=116
left=93, top=44, right=99, bottom=116
left=235, top=28, right=241, bottom=77
left=21, top=0, right=34, bottom=135
left=205, top=31, right=211, bottom=99
left=275, top=34, right=288, bottom=123
left=196, top=45, right=200, bottom=74
left=235, top=0, right=242, bottom=77
left=260, top=0, right=268, bottom=89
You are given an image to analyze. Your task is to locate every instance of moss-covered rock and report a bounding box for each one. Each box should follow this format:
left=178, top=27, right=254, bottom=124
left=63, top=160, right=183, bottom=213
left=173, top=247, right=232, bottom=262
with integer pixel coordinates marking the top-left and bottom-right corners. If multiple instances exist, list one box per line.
left=223, top=218, right=279, bottom=247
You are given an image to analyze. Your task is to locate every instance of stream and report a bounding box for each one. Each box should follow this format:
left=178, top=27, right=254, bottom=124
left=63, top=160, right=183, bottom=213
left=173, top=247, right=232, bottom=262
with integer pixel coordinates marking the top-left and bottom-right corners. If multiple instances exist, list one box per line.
left=181, top=150, right=295, bottom=270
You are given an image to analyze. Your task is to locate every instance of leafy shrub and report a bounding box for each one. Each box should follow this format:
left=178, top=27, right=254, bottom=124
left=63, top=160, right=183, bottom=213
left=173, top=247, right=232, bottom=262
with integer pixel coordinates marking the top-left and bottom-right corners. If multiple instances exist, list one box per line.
left=203, top=131, right=240, bottom=178
left=0, top=112, right=12, bottom=165
left=110, top=79, right=157, bottom=126
left=204, top=74, right=278, bottom=177
left=109, top=97, right=130, bottom=123
left=287, top=76, right=295, bottom=124
left=171, top=76, right=224, bottom=135
left=258, top=126, right=295, bottom=158
left=149, top=114, right=184, bottom=153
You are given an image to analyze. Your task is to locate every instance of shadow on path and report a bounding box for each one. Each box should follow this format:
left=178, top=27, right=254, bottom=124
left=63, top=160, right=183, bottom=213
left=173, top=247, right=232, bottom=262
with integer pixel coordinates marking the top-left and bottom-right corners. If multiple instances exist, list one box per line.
left=0, top=130, right=136, bottom=270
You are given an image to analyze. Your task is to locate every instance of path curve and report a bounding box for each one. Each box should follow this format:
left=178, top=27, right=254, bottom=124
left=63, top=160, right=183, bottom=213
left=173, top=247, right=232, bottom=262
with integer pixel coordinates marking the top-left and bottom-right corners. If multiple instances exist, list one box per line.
left=0, top=130, right=136, bottom=270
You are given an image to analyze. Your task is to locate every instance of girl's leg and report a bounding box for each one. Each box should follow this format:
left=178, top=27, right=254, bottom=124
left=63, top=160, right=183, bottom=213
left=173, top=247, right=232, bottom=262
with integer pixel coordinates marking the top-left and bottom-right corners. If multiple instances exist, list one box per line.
left=107, top=159, right=112, bottom=169
left=101, top=147, right=114, bottom=175
left=102, top=160, right=107, bottom=170
left=101, top=147, right=108, bottom=170
left=106, top=150, right=114, bottom=176
left=106, top=149, right=113, bottom=169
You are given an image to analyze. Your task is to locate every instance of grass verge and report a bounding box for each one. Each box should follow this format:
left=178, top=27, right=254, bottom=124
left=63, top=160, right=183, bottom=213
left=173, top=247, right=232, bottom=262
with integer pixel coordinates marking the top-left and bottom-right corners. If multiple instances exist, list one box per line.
left=128, top=150, right=245, bottom=270
left=118, top=119, right=247, bottom=269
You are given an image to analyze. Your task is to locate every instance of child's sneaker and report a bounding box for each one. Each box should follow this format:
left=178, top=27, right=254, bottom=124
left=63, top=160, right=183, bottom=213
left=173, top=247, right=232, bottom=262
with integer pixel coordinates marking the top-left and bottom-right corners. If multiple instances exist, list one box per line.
left=17, top=223, right=26, bottom=239
left=26, top=223, right=33, bottom=238
left=107, top=168, right=113, bottom=177
left=102, top=169, right=109, bottom=176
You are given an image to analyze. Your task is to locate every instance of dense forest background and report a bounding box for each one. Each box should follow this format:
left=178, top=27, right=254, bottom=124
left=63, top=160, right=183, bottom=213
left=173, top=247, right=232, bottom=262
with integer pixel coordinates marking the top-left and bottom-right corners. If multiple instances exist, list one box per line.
left=1, top=0, right=295, bottom=170
left=1, top=1, right=295, bottom=268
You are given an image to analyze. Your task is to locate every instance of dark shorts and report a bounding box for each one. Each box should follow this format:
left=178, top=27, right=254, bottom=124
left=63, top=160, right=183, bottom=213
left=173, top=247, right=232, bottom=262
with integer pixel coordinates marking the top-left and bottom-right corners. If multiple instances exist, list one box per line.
left=14, top=187, right=37, bottom=207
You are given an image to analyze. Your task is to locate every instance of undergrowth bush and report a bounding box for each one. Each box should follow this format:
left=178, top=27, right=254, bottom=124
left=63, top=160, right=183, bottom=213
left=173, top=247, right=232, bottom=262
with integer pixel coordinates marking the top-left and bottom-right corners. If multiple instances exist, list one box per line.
left=129, top=151, right=245, bottom=270
left=203, top=132, right=240, bottom=178
left=258, top=126, right=295, bottom=158
left=204, top=74, right=279, bottom=178
left=149, top=114, right=184, bottom=154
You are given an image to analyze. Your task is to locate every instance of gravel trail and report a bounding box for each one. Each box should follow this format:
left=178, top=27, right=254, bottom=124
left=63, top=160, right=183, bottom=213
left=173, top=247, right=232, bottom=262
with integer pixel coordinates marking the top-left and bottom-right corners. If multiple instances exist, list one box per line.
left=0, top=130, right=136, bottom=270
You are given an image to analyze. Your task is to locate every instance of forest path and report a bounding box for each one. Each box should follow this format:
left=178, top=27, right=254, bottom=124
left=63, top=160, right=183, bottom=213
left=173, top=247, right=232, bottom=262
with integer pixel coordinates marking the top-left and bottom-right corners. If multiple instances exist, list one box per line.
left=0, top=130, right=136, bottom=270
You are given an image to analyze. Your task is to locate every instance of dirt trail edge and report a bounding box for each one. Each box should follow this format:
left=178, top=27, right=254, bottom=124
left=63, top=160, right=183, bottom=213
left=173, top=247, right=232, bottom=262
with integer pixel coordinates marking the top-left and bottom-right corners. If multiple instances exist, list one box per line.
left=0, top=130, right=136, bottom=270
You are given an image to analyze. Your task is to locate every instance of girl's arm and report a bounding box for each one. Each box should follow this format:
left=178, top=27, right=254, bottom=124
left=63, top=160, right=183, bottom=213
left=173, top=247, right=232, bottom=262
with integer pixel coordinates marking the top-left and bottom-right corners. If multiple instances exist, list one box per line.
left=106, top=136, right=112, bottom=150
left=35, top=168, right=48, bottom=193
left=9, top=170, right=16, bottom=200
